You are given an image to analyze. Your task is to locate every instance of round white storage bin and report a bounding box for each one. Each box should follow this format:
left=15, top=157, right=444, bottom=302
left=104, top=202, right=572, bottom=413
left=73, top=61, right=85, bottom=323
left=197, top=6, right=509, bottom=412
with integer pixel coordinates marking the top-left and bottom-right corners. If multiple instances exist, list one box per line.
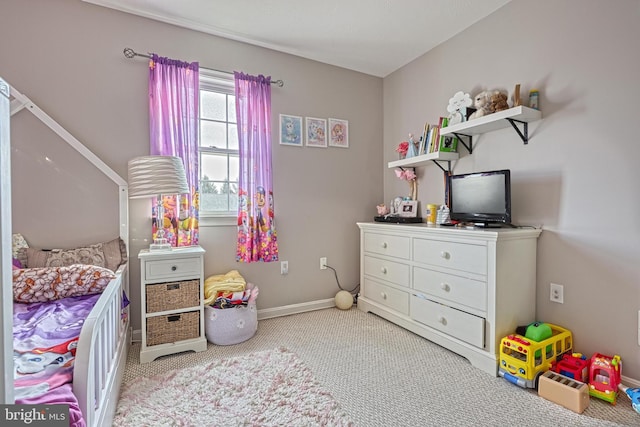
left=204, top=304, right=258, bottom=345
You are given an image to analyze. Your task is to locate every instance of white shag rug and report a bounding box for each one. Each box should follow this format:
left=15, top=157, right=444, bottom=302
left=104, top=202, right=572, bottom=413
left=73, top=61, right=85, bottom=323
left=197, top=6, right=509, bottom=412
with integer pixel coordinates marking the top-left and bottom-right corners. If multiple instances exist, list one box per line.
left=113, top=347, right=354, bottom=426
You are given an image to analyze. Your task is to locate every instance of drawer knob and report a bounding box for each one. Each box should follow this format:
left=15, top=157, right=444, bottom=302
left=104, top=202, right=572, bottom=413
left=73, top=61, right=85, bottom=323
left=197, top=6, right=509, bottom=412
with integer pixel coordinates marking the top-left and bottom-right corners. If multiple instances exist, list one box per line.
left=438, top=316, right=447, bottom=325
left=381, top=242, right=388, bottom=249
left=171, top=265, right=178, bottom=271
left=381, top=292, right=387, bottom=300
left=440, top=251, right=450, bottom=260
left=440, top=283, right=450, bottom=292
left=381, top=267, right=387, bottom=274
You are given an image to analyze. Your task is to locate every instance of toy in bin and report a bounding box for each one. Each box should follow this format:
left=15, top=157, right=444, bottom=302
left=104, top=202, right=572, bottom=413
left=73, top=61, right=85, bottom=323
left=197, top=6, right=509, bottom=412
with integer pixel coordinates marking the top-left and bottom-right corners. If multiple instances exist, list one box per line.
left=588, top=353, right=621, bottom=404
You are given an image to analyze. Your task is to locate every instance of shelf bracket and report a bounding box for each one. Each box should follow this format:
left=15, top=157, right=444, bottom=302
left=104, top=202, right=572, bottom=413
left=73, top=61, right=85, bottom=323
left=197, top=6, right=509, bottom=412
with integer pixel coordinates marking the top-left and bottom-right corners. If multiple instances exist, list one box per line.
left=453, top=133, right=473, bottom=154
left=506, top=119, right=529, bottom=144
left=431, top=160, right=451, bottom=174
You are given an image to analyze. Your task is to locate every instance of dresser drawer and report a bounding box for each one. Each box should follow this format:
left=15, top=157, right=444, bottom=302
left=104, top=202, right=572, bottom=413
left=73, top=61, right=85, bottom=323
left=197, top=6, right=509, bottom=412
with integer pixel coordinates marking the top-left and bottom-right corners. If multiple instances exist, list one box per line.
left=413, top=266, right=487, bottom=312
left=410, top=295, right=485, bottom=348
left=364, top=232, right=410, bottom=259
left=413, top=238, right=487, bottom=275
left=145, top=256, right=202, bottom=282
left=364, top=255, right=410, bottom=287
left=364, top=279, right=409, bottom=315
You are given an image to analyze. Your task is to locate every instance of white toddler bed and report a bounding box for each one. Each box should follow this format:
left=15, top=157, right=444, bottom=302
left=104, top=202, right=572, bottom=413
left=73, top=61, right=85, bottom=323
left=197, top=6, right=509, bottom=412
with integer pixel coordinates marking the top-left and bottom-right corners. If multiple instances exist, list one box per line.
left=2, top=77, right=131, bottom=427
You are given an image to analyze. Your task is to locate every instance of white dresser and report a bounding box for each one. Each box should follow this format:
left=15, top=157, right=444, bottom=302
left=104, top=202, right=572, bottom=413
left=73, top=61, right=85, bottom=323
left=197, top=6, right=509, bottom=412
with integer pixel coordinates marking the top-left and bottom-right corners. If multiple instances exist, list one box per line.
left=357, top=222, right=541, bottom=375
left=139, top=246, right=207, bottom=363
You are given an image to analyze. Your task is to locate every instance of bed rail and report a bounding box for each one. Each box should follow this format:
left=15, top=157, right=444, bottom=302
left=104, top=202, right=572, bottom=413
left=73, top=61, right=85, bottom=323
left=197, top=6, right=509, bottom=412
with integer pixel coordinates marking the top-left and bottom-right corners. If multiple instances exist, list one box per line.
left=74, top=263, right=130, bottom=427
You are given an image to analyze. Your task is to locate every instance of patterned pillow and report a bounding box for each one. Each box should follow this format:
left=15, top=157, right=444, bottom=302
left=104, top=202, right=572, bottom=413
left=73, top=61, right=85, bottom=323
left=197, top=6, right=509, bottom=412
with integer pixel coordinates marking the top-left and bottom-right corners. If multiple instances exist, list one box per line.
left=13, top=264, right=116, bottom=303
left=25, top=237, right=127, bottom=272
left=12, top=233, right=29, bottom=268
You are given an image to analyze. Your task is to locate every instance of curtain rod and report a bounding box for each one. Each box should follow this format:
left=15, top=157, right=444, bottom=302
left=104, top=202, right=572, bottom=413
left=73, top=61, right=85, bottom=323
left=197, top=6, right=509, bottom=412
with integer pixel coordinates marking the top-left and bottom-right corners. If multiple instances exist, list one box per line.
left=123, top=47, right=284, bottom=87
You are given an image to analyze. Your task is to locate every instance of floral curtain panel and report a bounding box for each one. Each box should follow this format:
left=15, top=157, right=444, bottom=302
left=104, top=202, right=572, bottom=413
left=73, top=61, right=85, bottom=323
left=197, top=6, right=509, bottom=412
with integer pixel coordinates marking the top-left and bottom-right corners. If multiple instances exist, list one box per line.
left=149, top=54, right=200, bottom=247
left=234, top=72, right=278, bottom=262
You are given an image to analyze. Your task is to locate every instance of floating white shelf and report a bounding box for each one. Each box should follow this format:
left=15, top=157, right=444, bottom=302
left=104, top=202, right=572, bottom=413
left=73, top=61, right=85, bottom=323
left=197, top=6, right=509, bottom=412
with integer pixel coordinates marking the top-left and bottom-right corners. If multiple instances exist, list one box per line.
left=440, top=106, right=541, bottom=137
left=388, top=151, right=459, bottom=169
left=387, top=106, right=541, bottom=170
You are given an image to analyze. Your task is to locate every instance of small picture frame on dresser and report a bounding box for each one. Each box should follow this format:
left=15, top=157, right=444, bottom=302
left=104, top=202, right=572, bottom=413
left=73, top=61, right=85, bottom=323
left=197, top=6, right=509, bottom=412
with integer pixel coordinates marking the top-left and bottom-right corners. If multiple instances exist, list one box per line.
left=399, top=200, right=418, bottom=217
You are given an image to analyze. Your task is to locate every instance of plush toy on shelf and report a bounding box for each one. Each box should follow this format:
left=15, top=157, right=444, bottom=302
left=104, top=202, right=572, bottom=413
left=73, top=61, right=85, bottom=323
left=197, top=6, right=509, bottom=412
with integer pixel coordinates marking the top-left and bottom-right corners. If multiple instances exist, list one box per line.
left=490, top=91, right=509, bottom=112
left=467, top=90, right=494, bottom=120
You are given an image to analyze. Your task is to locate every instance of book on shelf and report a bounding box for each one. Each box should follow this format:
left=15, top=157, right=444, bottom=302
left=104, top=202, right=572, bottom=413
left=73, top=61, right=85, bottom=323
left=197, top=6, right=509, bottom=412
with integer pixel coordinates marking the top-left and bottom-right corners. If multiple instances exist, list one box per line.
left=425, top=127, right=434, bottom=153
left=430, top=122, right=441, bottom=153
left=419, top=122, right=430, bottom=155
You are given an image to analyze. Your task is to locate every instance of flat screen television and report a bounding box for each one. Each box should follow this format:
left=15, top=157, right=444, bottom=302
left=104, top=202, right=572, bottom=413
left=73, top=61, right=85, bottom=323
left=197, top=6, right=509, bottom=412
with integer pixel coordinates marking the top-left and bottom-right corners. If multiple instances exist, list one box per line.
left=447, top=169, right=511, bottom=227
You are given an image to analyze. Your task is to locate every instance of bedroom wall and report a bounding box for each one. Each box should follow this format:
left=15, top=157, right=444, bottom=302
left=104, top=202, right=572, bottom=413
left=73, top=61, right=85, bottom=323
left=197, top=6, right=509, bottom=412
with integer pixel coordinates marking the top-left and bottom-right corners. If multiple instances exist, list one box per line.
left=0, top=1, right=383, bottom=335
left=384, top=0, right=640, bottom=379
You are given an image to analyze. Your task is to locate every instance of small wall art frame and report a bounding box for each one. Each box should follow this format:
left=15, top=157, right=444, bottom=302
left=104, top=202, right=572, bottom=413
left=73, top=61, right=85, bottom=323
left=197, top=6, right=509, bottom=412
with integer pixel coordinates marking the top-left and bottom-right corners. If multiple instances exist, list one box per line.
left=305, top=117, right=327, bottom=148
left=328, top=118, right=349, bottom=148
left=279, top=114, right=303, bottom=146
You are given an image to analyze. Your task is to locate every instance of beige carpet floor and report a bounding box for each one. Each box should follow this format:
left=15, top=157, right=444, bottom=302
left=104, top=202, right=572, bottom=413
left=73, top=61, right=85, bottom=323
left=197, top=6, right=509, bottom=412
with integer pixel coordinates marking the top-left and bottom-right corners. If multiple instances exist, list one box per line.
left=120, top=307, right=638, bottom=426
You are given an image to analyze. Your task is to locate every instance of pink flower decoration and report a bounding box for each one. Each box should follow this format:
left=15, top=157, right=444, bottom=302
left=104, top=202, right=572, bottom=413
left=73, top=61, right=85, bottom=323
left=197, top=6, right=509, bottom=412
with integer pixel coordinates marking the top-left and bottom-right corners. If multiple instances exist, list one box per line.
left=396, top=141, right=409, bottom=156
left=395, top=168, right=416, bottom=181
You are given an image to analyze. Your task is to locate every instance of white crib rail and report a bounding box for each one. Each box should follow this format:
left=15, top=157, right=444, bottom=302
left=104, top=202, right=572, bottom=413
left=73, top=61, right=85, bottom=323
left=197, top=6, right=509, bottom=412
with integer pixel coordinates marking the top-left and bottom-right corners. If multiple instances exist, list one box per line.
left=74, top=263, right=130, bottom=427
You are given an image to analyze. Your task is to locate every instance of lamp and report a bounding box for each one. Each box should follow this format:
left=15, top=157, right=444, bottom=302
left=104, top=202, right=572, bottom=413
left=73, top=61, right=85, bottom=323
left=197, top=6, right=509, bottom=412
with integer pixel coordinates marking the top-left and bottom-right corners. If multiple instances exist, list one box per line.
left=128, top=155, right=189, bottom=251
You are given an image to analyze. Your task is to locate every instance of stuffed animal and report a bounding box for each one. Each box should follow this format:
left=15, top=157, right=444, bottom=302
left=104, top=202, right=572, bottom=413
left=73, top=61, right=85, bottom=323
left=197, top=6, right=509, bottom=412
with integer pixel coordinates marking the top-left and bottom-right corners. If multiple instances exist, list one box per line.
left=467, top=90, right=494, bottom=120
left=490, top=91, right=509, bottom=112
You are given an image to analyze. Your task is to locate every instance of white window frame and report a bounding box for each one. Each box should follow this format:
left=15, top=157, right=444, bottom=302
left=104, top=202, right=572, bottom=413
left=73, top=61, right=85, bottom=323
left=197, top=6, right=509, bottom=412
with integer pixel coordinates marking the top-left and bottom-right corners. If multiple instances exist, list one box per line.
left=198, top=70, right=237, bottom=227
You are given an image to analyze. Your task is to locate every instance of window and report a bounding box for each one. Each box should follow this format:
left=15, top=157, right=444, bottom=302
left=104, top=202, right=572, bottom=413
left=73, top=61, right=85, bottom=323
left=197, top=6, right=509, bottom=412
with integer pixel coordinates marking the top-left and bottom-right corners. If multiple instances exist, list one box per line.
left=199, top=71, right=238, bottom=217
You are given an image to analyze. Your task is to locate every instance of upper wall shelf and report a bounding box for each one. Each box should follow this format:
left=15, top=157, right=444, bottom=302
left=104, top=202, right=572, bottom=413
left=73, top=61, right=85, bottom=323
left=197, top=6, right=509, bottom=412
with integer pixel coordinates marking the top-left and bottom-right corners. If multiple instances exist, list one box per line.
left=439, top=106, right=542, bottom=153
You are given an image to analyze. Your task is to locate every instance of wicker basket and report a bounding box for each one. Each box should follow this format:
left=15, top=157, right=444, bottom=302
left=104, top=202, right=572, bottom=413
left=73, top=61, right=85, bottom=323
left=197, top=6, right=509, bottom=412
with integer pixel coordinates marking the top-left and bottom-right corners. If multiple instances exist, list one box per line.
left=146, top=280, right=199, bottom=313
left=146, top=310, right=200, bottom=346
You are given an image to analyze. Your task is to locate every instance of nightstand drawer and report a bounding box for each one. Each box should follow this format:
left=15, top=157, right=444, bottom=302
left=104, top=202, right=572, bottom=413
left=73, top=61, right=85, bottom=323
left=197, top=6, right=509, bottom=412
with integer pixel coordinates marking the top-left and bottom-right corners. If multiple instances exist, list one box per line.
left=145, top=256, right=201, bottom=281
left=146, top=280, right=200, bottom=313
left=146, top=310, right=200, bottom=346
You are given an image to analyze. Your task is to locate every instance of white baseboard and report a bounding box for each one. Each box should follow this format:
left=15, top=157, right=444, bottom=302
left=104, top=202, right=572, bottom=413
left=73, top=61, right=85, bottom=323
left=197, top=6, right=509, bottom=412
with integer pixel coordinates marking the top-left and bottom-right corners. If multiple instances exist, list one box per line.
left=622, top=374, right=640, bottom=388
left=256, top=298, right=336, bottom=320
left=131, top=298, right=337, bottom=342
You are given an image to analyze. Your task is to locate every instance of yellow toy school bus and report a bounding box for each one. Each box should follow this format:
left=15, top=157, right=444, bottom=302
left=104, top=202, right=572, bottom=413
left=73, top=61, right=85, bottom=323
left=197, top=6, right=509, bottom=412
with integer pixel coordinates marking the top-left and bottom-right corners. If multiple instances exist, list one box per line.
left=498, top=324, right=573, bottom=389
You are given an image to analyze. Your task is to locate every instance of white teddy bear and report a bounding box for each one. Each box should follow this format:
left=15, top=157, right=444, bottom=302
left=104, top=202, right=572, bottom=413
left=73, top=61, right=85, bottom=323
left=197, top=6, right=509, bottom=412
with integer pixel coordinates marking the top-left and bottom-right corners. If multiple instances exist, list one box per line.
left=468, top=90, right=494, bottom=120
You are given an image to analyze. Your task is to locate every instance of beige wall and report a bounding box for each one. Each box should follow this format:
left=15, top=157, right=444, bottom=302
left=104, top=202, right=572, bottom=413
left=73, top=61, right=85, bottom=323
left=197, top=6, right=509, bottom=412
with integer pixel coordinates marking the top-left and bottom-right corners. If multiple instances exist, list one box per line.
left=3, top=0, right=639, bottom=381
left=384, top=0, right=640, bottom=379
left=1, top=1, right=383, bottom=337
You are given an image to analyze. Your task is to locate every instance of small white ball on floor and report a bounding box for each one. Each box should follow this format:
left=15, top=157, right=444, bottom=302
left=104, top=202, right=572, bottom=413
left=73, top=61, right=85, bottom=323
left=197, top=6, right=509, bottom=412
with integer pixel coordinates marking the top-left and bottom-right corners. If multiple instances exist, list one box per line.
left=335, top=290, right=353, bottom=310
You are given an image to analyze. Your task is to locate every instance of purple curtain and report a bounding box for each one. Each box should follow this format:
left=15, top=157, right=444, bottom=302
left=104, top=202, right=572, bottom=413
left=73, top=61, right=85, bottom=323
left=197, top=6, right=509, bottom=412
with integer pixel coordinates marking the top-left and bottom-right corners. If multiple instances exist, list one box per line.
left=149, top=54, right=200, bottom=247
left=235, top=72, right=278, bottom=262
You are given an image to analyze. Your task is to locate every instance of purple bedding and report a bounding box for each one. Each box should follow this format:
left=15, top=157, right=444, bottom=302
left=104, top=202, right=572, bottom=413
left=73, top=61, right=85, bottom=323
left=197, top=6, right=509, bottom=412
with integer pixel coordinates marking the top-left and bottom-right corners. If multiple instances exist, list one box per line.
left=13, top=293, right=101, bottom=427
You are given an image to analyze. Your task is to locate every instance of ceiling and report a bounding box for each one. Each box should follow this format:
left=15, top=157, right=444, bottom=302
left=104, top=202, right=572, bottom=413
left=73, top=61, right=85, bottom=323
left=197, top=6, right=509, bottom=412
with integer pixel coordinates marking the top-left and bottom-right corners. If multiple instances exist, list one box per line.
left=83, top=0, right=511, bottom=77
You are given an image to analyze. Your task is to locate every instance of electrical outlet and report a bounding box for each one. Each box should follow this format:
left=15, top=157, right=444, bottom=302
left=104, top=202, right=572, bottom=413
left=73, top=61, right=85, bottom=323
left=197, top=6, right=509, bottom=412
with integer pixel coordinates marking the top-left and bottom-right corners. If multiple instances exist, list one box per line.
left=280, top=261, right=288, bottom=275
left=550, top=283, right=564, bottom=304
left=320, top=257, right=327, bottom=270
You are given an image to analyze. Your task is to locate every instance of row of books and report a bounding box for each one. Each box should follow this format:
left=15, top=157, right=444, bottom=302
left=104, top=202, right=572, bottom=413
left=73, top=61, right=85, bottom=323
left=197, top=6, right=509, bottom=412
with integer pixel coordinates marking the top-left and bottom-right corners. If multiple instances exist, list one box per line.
left=416, top=117, right=458, bottom=155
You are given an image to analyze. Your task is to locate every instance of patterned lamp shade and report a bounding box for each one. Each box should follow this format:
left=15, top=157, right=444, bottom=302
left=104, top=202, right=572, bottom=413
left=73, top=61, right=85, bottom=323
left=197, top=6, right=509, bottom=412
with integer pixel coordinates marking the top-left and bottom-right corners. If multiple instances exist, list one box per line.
left=127, top=156, right=189, bottom=198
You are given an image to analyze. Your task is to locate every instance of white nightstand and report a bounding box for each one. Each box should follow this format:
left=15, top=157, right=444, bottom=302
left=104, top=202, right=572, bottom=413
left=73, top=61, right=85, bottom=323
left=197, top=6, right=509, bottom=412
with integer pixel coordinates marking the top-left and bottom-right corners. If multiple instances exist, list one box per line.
left=138, top=246, right=207, bottom=363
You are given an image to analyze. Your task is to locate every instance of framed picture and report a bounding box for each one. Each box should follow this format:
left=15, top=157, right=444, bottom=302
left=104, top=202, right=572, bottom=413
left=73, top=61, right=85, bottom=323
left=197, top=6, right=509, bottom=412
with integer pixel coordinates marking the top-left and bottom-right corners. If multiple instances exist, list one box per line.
left=398, top=200, right=418, bottom=217
left=279, top=114, right=303, bottom=146
left=305, top=117, right=327, bottom=148
left=328, top=118, right=349, bottom=148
